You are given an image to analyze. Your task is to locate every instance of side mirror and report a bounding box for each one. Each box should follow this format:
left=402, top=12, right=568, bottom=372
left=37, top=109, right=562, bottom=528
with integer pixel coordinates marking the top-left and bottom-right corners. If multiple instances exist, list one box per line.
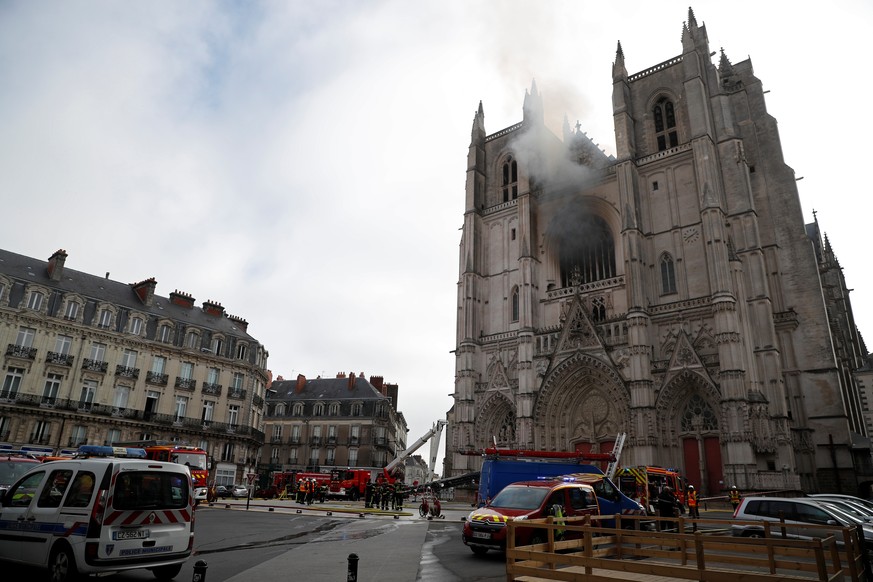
left=827, top=520, right=838, bottom=526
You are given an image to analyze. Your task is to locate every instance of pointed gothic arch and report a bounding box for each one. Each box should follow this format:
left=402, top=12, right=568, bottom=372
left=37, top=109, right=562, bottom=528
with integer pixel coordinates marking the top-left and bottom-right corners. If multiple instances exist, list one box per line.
left=476, top=392, right=518, bottom=448
left=533, top=352, right=629, bottom=450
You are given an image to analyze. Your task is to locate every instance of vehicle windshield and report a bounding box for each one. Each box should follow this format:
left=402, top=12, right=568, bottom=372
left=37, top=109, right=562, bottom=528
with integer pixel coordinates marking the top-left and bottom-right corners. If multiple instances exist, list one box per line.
left=170, top=453, right=207, bottom=470
left=0, top=460, right=39, bottom=486
left=490, top=486, right=549, bottom=510
left=820, top=502, right=864, bottom=525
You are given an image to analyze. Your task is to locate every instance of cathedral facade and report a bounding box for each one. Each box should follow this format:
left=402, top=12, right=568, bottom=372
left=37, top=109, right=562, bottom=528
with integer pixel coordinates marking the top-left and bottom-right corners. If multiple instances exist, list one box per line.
left=446, top=10, right=870, bottom=495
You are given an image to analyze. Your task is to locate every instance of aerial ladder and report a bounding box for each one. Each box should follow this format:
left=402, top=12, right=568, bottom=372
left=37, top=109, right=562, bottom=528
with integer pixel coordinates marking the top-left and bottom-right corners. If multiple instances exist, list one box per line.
left=604, top=432, right=627, bottom=480
left=383, top=420, right=448, bottom=482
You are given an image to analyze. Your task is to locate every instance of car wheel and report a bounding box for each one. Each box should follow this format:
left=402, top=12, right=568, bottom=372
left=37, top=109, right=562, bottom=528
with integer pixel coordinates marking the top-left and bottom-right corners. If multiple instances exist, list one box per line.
left=744, top=530, right=764, bottom=538
left=151, top=563, right=183, bottom=580
left=471, top=545, right=489, bottom=556
left=49, top=544, right=78, bottom=582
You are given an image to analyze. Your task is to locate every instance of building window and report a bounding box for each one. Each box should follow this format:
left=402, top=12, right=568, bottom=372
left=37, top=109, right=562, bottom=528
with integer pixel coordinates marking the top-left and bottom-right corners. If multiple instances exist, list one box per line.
left=328, top=402, right=339, bottom=416
left=351, top=402, right=363, bottom=416
left=31, top=420, right=51, bottom=444
left=202, top=401, right=215, bottom=422
left=70, top=425, right=87, bottom=447
left=660, top=253, right=677, bottom=295
left=1, top=368, right=24, bottom=399
left=291, top=425, right=301, bottom=442
left=55, top=335, right=73, bottom=355
left=221, top=443, right=234, bottom=463
left=236, top=343, right=248, bottom=360
left=186, top=330, right=200, bottom=349
left=79, top=380, right=96, bottom=411
left=227, top=405, right=239, bottom=427
left=310, top=448, right=320, bottom=465
left=42, top=373, right=63, bottom=405
left=179, top=362, right=193, bottom=380
left=211, top=336, right=224, bottom=356
left=326, top=449, right=336, bottom=465
left=129, top=316, right=143, bottom=335
left=151, top=356, right=166, bottom=375
left=272, top=425, right=282, bottom=440
left=0, top=416, right=8, bottom=440
left=292, top=403, right=304, bottom=416
left=502, top=155, right=518, bottom=202
left=289, top=447, right=298, bottom=464
left=120, top=349, right=137, bottom=369
left=27, top=290, right=44, bottom=311
left=175, top=396, right=188, bottom=421
left=113, top=385, right=130, bottom=410
left=89, top=342, right=106, bottom=362
left=106, top=428, right=121, bottom=445
left=313, top=403, right=324, bottom=416
left=653, top=97, right=678, bottom=151
left=275, top=403, right=286, bottom=416
left=207, top=367, right=220, bottom=385
left=16, top=327, right=36, bottom=348
left=271, top=447, right=279, bottom=461
left=64, top=300, right=80, bottom=321
left=348, top=448, right=358, bottom=467
left=232, top=372, right=244, bottom=391
left=158, top=324, right=172, bottom=343
left=144, top=390, right=160, bottom=419
left=559, top=214, right=615, bottom=287
left=511, top=287, right=519, bottom=322
left=511, top=228, right=516, bottom=241
left=98, top=308, right=112, bottom=329
left=350, top=425, right=360, bottom=445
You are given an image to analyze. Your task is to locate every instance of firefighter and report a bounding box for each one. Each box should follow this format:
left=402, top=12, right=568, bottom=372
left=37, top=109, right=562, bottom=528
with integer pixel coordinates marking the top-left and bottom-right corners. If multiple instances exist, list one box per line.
left=728, top=485, right=741, bottom=510
left=656, top=486, right=681, bottom=531
left=364, top=479, right=374, bottom=508
left=687, top=485, right=699, bottom=519
left=297, top=479, right=306, bottom=504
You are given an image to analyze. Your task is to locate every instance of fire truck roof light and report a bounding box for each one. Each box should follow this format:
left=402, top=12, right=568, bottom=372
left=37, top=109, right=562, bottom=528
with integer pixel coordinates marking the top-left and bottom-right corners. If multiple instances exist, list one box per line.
left=77, top=445, right=147, bottom=459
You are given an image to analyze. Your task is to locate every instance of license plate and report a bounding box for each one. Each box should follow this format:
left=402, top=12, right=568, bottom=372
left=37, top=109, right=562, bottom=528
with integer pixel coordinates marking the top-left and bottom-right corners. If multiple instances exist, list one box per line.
left=472, top=531, right=491, bottom=539
left=113, top=529, right=149, bottom=540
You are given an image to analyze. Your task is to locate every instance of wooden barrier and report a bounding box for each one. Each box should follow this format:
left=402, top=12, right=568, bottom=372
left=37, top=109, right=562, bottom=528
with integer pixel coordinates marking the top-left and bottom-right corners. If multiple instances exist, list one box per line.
left=504, top=514, right=868, bottom=582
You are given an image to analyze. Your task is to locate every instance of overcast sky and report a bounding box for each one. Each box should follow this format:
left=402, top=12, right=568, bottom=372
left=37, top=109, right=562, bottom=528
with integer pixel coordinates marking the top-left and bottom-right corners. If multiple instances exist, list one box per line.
left=1, top=1, right=870, bottom=472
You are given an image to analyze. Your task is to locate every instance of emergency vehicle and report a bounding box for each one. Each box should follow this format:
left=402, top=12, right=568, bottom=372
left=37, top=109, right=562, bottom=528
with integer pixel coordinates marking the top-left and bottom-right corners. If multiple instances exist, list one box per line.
left=616, top=466, right=685, bottom=513
left=0, top=450, right=41, bottom=496
left=463, top=479, right=600, bottom=555
left=115, top=441, right=209, bottom=503
left=0, top=445, right=194, bottom=582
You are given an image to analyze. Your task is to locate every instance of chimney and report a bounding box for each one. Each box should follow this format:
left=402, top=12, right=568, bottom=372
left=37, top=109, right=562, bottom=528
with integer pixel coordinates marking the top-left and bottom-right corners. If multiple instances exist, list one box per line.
left=347, top=372, right=355, bottom=390
left=385, top=382, right=399, bottom=411
left=369, top=376, right=384, bottom=390
left=275, top=375, right=284, bottom=382
left=47, top=249, right=67, bottom=281
left=295, top=374, right=306, bottom=393
left=227, top=313, right=249, bottom=332
left=202, top=300, right=225, bottom=317
left=169, top=290, right=195, bottom=309
left=131, top=278, right=157, bottom=306
left=336, top=372, right=346, bottom=378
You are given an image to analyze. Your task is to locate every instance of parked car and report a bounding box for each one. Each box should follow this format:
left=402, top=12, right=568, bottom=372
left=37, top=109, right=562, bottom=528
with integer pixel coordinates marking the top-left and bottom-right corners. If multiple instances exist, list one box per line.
left=0, top=450, right=40, bottom=496
left=463, top=479, right=600, bottom=555
left=0, top=445, right=193, bottom=582
left=731, top=496, right=873, bottom=549
left=231, top=484, right=249, bottom=498
left=215, top=485, right=231, bottom=498
left=809, top=496, right=873, bottom=523
left=810, top=494, right=873, bottom=515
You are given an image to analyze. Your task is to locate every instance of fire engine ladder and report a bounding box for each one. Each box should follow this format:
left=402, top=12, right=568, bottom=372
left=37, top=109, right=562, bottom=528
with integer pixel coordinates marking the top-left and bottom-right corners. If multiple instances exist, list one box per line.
left=604, top=432, right=627, bottom=480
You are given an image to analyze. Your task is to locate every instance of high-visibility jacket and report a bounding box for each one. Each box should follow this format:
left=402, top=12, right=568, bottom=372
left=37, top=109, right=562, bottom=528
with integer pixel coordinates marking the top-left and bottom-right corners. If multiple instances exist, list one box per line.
left=688, top=490, right=698, bottom=507
left=729, top=490, right=740, bottom=504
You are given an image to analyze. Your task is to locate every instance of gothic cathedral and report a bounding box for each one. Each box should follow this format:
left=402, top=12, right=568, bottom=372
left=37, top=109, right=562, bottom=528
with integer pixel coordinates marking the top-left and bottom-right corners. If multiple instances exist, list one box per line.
left=447, top=9, right=870, bottom=495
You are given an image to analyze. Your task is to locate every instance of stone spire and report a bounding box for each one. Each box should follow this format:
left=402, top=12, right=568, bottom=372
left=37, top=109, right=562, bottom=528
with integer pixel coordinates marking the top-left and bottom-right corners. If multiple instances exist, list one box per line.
left=612, top=41, right=627, bottom=81
left=522, top=79, right=544, bottom=126
left=470, top=100, right=485, bottom=145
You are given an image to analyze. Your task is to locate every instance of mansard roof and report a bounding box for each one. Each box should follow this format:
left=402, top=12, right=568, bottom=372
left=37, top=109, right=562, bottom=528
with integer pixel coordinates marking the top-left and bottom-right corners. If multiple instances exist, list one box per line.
left=269, top=375, right=389, bottom=401
left=0, top=248, right=253, bottom=339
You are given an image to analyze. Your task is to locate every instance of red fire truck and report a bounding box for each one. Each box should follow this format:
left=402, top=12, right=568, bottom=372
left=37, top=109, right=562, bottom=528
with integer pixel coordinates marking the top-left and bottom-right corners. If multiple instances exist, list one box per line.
left=115, top=440, right=209, bottom=503
left=268, top=468, right=373, bottom=500
left=616, top=466, right=685, bottom=512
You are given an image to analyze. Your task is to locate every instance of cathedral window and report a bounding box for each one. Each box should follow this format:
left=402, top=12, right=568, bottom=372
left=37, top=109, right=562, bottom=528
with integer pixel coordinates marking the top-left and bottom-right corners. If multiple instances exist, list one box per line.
left=660, top=253, right=677, bottom=295
left=591, top=296, right=606, bottom=322
left=511, top=287, right=519, bottom=322
left=502, top=156, right=518, bottom=202
left=653, top=98, right=678, bottom=151
left=559, top=215, right=616, bottom=287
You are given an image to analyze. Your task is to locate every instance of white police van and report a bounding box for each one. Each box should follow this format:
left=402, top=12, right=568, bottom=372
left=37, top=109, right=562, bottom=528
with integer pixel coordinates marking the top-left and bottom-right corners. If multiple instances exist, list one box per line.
left=0, top=445, right=194, bottom=581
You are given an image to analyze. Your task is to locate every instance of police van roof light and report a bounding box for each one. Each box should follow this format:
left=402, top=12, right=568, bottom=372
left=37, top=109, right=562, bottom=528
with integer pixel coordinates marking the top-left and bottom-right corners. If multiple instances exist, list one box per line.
left=77, top=445, right=147, bottom=459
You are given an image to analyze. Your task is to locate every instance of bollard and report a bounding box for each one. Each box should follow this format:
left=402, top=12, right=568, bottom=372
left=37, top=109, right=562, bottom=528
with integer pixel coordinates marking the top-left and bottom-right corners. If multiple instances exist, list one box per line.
left=193, top=559, right=208, bottom=582
left=347, top=553, right=359, bottom=582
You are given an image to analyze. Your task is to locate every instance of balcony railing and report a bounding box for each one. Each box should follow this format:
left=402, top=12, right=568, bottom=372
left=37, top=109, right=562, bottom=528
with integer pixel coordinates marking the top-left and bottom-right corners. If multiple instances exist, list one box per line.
left=202, top=382, right=222, bottom=396
left=115, top=365, right=139, bottom=379
left=6, top=344, right=37, bottom=360
left=271, top=436, right=284, bottom=444
left=147, top=372, right=169, bottom=386
left=46, top=351, right=74, bottom=366
left=310, top=436, right=321, bottom=445
left=289, top=436, right=301, bottom=444
left=252, top=394, right=264, bottom=408
left=174, top=377, right=196, bottom=391
left=28, top=435, right=52, bottom=445
left=349, top=436, right=359, bottom=445
left=228, top=389, right=246, bottom=400
left=82, top=359, right=108, bottom=373
left=374, top=436, right=387, bottom=446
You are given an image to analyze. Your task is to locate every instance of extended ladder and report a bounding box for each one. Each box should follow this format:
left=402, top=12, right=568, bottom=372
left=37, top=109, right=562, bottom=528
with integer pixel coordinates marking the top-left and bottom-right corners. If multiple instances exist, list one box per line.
left=605, top=432, right=627, bottom=480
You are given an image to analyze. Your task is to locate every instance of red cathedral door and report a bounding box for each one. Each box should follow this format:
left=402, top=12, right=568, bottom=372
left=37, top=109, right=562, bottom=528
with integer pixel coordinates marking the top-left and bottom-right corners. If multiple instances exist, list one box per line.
left=704, top=437, right=724, bottom=495
left=683, top=438, right=701, bottom=490
left=683, top=437, right=724, bottom=495
left=574, top=441, right=614, bottom=473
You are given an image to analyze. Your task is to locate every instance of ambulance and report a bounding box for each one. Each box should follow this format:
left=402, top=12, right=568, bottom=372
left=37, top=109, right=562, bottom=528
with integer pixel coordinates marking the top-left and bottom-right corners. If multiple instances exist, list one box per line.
left=0, top=445, right=193, bottom=581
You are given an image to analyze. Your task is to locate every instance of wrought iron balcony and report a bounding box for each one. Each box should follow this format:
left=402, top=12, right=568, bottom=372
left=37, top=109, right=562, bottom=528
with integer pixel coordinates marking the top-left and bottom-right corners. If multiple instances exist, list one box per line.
left=289, top=436, right=301, bottom=444
left=228, top=389, right=246, bottom=401
left=28, top=435, right=52, bottom=445
left=202, top=382, right=222, bottom=396
left=310, top=436, right=321, bottom=445
left=40, top=396, right=58, bottom=407
left=115, top=365, right=139, bottom=379
left=46, top=351, right=74, bottom=366
left=147, top=371, right=169, bottom=386
left=6, top=344, right=37, bottom=360
left=174, top=377, right=196, bottom=391
left=252, top=394, right=264, bottom=408
left=270, top=436, right=284, bottom=444
left=82, top=359, right=108, bottom=373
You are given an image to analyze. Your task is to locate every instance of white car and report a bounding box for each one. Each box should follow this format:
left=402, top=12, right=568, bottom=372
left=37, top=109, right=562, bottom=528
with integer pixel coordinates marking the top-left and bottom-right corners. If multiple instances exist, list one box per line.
left=0, top=445, right=193, bottom=582
left=231, top=484, right=249, bottom=498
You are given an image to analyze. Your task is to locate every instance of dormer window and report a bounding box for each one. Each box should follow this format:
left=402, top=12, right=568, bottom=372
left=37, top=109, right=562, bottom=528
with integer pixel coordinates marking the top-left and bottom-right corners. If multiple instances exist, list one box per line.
left=27, top=290, right=44, bottom=311
left=502, top=156, right=518, bottom=202
left=653, top=98, right=678, bottom=151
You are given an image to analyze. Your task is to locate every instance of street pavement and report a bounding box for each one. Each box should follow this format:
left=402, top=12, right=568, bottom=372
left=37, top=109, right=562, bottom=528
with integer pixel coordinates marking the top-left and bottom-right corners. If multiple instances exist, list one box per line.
left=210, top=496, right=473, bottom=582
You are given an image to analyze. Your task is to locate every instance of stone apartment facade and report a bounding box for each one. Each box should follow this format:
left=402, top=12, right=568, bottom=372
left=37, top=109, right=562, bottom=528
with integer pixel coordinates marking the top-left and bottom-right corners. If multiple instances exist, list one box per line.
left=0, top=248, right=269, bottom=486
left=260, top=373, right=408, bottom=476
left=447, top=9, right=871, bottom=495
